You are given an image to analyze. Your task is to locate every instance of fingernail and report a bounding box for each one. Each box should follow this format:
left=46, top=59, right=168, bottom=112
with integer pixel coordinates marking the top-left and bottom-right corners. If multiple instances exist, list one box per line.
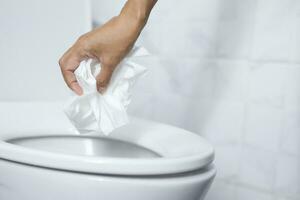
left=72, top=85, right=83, bottom=96
left=76, top=90, right=83, bottom=96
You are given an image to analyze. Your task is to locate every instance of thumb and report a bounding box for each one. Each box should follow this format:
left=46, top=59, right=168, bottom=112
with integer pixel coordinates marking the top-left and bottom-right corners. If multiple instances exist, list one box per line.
left=96, top=64, right=114, bottom=94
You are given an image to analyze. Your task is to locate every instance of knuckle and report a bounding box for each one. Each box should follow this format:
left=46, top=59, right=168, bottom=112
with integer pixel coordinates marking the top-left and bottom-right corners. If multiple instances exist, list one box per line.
left=77, top=34, right=88, bottom=45
left=97, top=79, right=107, bottom=86
left=76, top=34, right=89, bottom=50
left=58, top=58, right=65, bottom=68
left=101, top=59, right=115, bottom=70
left=77, top=34, right=88, bottom=43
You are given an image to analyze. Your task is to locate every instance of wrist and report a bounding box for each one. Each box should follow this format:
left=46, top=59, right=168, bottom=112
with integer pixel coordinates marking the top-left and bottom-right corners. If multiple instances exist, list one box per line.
left=119, top=0, right=157, bottom=29
left=118, top=13, right=146, bottom=31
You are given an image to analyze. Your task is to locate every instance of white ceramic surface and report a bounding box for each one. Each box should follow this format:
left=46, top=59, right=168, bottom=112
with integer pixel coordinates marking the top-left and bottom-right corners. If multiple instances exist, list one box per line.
left=0, top=158, right=216, bottom=200
left=0, top=102, right=216, bottom=200
left=0, top=102, right=214, bottom=175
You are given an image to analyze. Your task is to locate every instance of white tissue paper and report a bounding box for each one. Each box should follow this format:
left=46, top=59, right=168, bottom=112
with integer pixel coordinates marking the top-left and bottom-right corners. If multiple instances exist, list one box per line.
left=64, top=46, right=148, bottom=135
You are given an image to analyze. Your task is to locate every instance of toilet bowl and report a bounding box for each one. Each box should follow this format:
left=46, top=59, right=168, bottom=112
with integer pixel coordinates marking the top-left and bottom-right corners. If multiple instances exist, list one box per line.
left=0, top=102, right=216, bottom=200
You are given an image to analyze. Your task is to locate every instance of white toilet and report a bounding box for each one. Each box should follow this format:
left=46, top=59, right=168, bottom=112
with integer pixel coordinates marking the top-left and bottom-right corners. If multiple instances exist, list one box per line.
left=0, top=1, right=216, bottom=199
left=0, top=102, right=215, bottom=200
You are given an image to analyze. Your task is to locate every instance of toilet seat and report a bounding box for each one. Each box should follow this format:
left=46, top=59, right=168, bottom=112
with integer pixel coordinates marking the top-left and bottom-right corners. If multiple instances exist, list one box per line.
left=0, top=102, right=214, bottom=175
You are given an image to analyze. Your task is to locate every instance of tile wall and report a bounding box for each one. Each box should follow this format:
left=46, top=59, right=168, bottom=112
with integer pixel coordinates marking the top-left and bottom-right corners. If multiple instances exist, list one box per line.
left=92, top=0, right=300, bottom=199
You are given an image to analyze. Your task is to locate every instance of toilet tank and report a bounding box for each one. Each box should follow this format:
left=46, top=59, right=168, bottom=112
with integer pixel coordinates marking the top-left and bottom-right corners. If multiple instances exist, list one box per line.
left=0, top=0, right=91, bottom=101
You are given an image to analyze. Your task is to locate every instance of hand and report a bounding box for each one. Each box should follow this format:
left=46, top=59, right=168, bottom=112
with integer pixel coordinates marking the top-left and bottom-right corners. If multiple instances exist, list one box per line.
left=59, top=0, right=156, bottom=95
left=59, top=15, right=143, bottom=95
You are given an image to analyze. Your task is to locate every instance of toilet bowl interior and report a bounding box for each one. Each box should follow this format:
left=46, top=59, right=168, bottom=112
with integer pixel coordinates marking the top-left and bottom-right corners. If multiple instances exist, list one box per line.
left=7, top=135, right=161, bottom=158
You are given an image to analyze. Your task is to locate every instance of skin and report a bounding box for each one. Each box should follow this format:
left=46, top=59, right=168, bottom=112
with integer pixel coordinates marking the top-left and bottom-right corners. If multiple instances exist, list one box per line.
left=59, top=0, right=157, bottom=95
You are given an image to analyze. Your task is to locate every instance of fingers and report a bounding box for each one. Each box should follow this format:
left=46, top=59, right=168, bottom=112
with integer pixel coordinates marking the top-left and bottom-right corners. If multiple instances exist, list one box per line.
left=59, top=49, right=83, bottom=96
left=95, top=64, right=114, bottom=94
left=62, top=69, right=83, bottom=95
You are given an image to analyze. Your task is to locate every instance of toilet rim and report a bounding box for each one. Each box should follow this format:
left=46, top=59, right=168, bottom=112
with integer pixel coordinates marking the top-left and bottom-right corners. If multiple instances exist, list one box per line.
left=0, top=123, right=214, bottom=175
left=0, top=103, right=214, bottom=176
left=0, top=142, right=214, bottom=176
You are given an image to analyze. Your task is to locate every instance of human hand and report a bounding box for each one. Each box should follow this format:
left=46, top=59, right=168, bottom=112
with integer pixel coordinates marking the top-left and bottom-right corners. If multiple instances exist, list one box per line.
left=59, top=0, right=156, bottom=95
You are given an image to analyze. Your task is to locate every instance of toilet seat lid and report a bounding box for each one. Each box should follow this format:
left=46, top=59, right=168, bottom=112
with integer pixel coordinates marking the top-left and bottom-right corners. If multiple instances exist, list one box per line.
left=0, top=102, right=214, bottom=175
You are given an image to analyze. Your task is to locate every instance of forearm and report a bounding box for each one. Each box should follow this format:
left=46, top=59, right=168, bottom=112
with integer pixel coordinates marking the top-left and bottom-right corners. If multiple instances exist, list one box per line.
left=119, top=0, right=157, bottom=29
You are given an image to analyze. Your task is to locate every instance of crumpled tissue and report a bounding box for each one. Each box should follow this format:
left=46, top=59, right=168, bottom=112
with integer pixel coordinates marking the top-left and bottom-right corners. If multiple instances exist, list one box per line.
left=64, top=46, right=148, bottom=135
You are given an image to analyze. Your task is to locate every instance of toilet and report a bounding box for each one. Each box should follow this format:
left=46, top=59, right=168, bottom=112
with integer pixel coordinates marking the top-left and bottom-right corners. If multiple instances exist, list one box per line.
left=0, top=0, right=216, bottom=199
left=0, top=102, right=216, bottom=200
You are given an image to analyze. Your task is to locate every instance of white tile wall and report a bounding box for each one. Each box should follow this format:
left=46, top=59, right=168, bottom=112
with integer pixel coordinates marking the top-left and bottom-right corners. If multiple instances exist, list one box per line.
left=215, top=19, right=254, bottom=59
left=244, top=103, right=283, bottom=152
left=156, top=20, right=218, bottom=58
left=153, top=0, right=220, bottom=22
left=248, top=63, right=286, bottom=107
left=205, top=180, right=237, bottom=200
left=213, top=60, right=249, bottom=101
left=274, top=153, right=300, bottom=199
left=213, top=144, right=240, bottom=180
left=216, top=0, right=257, bottom=59
left=160, top=58, right=215, bottom=99
left=251, top=0, right=297, bottom=61
left=238, top=146, right=277, bottom=191
left=195, top=100, right=245, bottom=144
left=290, top=21, right=300, bottom=62
left=0, top=0, right=91, bottom=101
left=235, top=187, right=274, bottom=200
left=282, top=107, right=300, bottom=156
left=284, top=65, right=300, bottom=107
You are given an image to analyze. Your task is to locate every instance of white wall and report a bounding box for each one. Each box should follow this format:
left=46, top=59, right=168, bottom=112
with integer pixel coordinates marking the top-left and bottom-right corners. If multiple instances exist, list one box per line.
left=92, top=0, right=300, bottom=200
left=0, top=0, right=91, bottom=101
